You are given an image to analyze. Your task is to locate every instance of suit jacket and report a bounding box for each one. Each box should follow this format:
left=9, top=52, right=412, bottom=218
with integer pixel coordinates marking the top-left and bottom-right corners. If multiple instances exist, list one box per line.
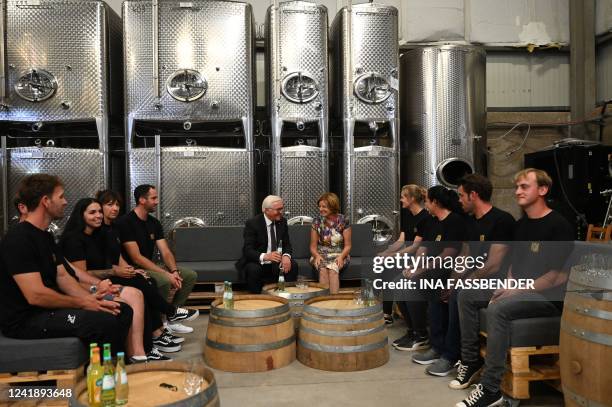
left=236, top=213, right=293, bottom=271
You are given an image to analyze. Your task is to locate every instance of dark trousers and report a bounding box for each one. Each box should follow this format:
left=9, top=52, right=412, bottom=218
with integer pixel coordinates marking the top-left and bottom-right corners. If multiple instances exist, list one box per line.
left=111, top=275, right=175, bottom=332
left=245, top=260, right=298, bottom=293
left=458, top=289, right=561, bottom=393
left=5, top=302, right=133, bottom=354
left=438, top=288, right=461, bottom=362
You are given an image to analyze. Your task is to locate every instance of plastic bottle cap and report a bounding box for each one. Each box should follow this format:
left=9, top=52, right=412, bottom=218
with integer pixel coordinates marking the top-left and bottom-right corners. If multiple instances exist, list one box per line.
left=117, top=352, right=124, bottom=357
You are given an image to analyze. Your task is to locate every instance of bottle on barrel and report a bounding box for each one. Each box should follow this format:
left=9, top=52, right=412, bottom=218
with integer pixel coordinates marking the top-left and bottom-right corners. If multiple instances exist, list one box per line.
left=223, top=281, right=234, bottom=309
left=86, top=343, right=98, bottom=397
left=114, top=352, right=129, bottom=405
left=101, top=343, right=116, bottom=406
left=277, top=239, right=285, bottom=291
left=87, top=346, right=104, bottom=407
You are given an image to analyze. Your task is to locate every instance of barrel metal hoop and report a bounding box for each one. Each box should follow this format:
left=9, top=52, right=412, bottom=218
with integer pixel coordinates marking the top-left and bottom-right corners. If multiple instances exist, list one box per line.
left=302, top=312, right=384, bottom=325
left=205, top=335, right=295, bottom=352
left=561, top=321, right=612, bottom=347
left=298, top=338, right=387, bottom=353
left=209, top=313, right=291, bottom=327
left=303, top=303, right=382, bottom=317
left=300, top=324, right=385, bottom=337
left=200, top=380, right=218, bottom=405
left=562, top=386, right=608, bottom=407
left=565, top=296, right=612, bottom=321
left=566, top=282, right=612, bottom=301
left=272, top=289, right=330, bottom=301
left=211, top=303, right=290, bottom=318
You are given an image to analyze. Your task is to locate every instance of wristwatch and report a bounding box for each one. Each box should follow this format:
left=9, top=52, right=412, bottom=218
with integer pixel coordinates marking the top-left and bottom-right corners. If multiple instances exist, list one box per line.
left=89, top=284, right=98, bottom=294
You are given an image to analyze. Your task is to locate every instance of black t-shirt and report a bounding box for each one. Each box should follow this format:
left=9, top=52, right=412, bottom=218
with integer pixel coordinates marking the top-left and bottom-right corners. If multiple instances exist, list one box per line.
left=402, top=209, right=430, bottom=242
left=422, top=212, right=469, bottom=257
left=468, top=206, right=516, bottom=258
left=101, top=223, right=122, bottom=266
left=62, top=230, right=113, bottom=270
left=117, top=211, right=164, bottom=264
left=0, top=222, right=63, bottom=331
left=511, top=210, right=574, bottom=281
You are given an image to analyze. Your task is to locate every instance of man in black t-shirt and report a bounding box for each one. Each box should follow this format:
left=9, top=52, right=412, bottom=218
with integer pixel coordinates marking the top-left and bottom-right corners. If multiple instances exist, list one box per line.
left=0, top=174, right=132, bottom=354
left=426, top=174, right=515, bottom=377
left=117, top=185, right=198, bottom=334
left=454, top=169, right=574, bottom=407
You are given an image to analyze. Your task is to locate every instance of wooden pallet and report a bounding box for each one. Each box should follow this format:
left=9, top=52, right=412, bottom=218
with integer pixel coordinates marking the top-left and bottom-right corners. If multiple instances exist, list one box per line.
left=480, top=331, right=560, bottom=399
left=0, top=366, right=83, bottom=406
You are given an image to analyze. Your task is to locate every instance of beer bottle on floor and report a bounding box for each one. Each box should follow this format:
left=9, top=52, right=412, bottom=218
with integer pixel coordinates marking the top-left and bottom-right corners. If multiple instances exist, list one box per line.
left=277, top=240, right=285, bottom=291
left=88, top=347, right=103, bottom=407
left=115, top=352, right=128, bottom=405
left=101, top=344, right=116, bottom=406
left=86, top=343, right=98, bottom=398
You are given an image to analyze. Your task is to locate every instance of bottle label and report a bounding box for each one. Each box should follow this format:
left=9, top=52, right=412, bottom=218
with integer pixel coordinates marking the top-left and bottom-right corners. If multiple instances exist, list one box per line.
left=121, top=371, right=128, bottom=385
left=102, top=375, right=115, bottom=390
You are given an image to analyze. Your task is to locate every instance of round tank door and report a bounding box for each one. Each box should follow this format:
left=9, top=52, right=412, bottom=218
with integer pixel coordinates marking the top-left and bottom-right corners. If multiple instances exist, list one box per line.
left=357, top=214, right=394, bottom=245
left=166, top=69, right=208, bottom=102
left=436, top=158, right=473, bottom=188
left=287, top=216, right=314, bottom=226
left=15, top=68, right=58, bottom=102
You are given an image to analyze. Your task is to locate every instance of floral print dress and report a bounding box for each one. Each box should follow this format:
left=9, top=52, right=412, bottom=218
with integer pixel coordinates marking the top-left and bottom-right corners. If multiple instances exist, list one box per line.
left=311, top=214, right=351, bottom=273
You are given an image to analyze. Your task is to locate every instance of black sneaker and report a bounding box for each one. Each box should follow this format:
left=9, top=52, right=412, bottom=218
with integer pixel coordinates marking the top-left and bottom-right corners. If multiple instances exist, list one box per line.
left=153, top=334, right=181, bottom=353
left=449, top=361, right=482, bottom=390
left=392, top=332, right=414, bottom=348
left=384, top=314, right=394, bottom=325
left=168, top=307, right=199, bottom=323
left=395, top=335, right=430, bottom=351
left=455, top=384, right=504, bottom=407
left=147, top=347, right=172, bottom=362
left=162, top=328, right=185, bottom=344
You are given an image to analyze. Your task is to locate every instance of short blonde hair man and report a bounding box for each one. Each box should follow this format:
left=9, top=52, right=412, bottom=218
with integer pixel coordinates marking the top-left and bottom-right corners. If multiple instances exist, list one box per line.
left=513, top=168, right=552, bottom=191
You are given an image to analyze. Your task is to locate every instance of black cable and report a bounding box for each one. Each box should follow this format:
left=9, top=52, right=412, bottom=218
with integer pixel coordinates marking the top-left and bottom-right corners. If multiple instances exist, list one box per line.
left=552, top=146, right=588, bottom=229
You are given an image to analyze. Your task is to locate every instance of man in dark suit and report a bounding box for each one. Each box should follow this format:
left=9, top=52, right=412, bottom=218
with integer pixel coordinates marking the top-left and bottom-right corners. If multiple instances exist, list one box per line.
left=237, top=195, right=298, bottom=293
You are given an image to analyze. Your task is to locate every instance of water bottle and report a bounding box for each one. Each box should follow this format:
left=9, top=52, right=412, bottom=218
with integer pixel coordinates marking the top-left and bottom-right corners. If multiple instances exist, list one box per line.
left=277, top=240, right=285, bottom=291
left=114, top=352, right=128, bottom=405
left=223, top=281, right=234, bottom=309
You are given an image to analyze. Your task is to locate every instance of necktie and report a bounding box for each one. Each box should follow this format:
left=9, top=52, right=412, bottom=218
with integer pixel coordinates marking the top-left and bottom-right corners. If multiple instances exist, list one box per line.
left=270, top=222, right=277, bottom=252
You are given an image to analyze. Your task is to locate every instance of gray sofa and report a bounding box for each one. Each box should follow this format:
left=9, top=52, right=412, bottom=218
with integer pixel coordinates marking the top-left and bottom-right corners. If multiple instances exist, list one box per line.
left=174, top=223, right=375, bottom=282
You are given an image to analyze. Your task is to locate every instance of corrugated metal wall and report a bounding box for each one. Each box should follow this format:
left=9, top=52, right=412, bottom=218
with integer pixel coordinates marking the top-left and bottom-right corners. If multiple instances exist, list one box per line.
left=598, top=42, right=612, bottom=103
left=486, top=52, right=570, bottom=108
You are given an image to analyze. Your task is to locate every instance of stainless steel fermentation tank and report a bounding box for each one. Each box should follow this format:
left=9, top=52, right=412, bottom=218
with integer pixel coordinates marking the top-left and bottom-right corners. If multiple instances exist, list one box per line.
left=331, top=3, right=400, bottom=243
left=124, top=0, right=256, bottom=232
left=400, top=44, right=487, bottom=188
left=266, top=0, right=329, bottom=224
left=0, top=0, right=122, bottom=233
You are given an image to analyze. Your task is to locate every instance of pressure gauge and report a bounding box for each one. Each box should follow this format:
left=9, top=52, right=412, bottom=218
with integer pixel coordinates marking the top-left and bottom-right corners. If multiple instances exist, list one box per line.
left=166, top=69, right=207, bottom=102
left=281, top=72, right=319, bottom=104
left=15, top=69, right=58, bottom=102
left=353, top=72, right=391, bottom=104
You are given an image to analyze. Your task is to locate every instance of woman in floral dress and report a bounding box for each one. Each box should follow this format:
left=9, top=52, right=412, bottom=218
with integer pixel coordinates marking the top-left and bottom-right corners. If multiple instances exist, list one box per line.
left=309, top=192, right=352, bottom=294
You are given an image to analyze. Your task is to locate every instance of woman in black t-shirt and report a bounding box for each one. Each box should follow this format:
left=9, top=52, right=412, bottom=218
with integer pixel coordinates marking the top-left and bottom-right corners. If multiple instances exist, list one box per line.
left=62, top=198, right=179, bottom=361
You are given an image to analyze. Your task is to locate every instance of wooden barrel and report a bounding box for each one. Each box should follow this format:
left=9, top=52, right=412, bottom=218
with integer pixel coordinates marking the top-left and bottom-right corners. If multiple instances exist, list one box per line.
left=204, top=295, right=296, bottom=372
left=70, top=360, right=219, bottom=407
left=297, top=294, right=389, bottom=371
left=560, top=263, right=612, bottom=407
left=263, top=282, right=330, bottom=329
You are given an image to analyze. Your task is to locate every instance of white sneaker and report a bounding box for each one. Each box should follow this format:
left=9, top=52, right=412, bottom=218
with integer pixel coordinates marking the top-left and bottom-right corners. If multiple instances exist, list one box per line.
left=166, top=321, right=194, bottom=334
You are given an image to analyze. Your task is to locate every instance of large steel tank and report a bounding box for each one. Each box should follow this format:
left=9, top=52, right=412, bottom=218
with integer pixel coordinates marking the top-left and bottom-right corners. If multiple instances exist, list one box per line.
left=266, top=0, right=329, bottom=223
left=400, top=44, right=487, bottom=188
left=123, top=0, right=256, bottom=232
left=331, top=3, right=400, bottom=244
left=0, top=0, right=122, bottom=233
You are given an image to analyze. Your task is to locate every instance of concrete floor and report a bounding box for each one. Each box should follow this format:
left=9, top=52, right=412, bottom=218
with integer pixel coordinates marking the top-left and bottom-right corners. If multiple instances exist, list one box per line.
left=175, top=315, right=564, bottom=407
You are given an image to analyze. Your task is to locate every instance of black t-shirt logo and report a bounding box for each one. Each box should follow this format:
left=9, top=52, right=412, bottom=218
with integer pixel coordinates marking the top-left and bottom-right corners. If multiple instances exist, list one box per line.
left=435, top=234, right=442, bottom=241
left=480, top=234, right=485, bottom=241
left=150, top=233, right=155, bottom=240
left=530, top=242, right=540, bottom=253
left=51, top=253, right=56, bottom=263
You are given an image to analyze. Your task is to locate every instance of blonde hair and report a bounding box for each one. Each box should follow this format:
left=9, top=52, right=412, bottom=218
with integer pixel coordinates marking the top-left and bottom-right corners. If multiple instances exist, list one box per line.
left=317, top=192, right=341, bottom=215
left=401, top=184, right=427, bottom=205
left=513, top=168, right=552, bottom=189
left=262, top=195, right=283, bottom=212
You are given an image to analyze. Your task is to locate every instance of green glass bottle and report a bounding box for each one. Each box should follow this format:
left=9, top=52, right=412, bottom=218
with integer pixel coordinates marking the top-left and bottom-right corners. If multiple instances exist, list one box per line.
left=101, top=344, right=116, bottom=406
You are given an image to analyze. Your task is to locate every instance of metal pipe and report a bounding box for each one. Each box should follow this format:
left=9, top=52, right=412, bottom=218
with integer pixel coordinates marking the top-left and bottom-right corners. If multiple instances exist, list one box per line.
left=152, top=0, right=160, bottom=99
left=155, top=134, right=161, bottom=220
left=1, top=135, right=8, bottom=234
left=0, top=0, right=5, bottom=102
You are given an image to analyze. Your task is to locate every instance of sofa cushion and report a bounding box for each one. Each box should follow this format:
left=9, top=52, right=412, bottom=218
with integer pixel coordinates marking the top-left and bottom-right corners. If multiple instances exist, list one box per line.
left=0, top=332, right=87, bottom=373
left=350, top=224, right=375, bottom=257
left=177, top=261, right=241, bottom=283
left=479, top=308, right=561, bottom=347
left=174, top=227, right=244, bottom=262
left=288, top=225, right=311, bottom=259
